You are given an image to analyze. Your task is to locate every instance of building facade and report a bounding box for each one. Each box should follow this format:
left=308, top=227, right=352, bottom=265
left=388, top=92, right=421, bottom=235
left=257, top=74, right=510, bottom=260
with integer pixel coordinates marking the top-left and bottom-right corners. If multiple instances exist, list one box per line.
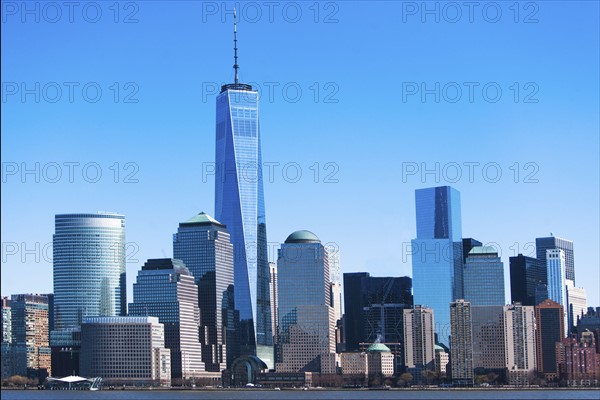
left=565, top=281, right=587, bottom=335
left=173, top=212, right=235, bottom=371
left=503, top=303, right=536, bottom=385
left=546, top=249, right=568, bottom=335
left=129, top=258, right=205, bottom=380
left=269, top=262, right=278, bottom=346
left=214, top=52, right=273, bottom=367
left=535, top=299, right=565, bottom=379
left=509, top=254, right=546, bottom=306
left=556, top=333, right=599, bottom=386
left=1, top=297, right=11, bottom=380
left=463, top=247, right=505, bottom=306
left=471, top=306, right=505, bottom=372
left=450, top=300, right=474, bottom=386
left=80, top=316, right=171, bottom=386
left=536, top=236, right=575, bottom=283
left=276, top=231, right=335, bottom=372
left=411, top=186, right=463, bottom=347
left=403, top=305, right=435, bottom=380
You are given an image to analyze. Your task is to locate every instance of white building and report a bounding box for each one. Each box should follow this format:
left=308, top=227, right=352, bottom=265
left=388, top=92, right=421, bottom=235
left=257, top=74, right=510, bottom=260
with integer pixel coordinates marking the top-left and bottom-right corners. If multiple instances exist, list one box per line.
left=566, top=281, right=587, bottom=334
left=503, top=304, right=536, bottom=386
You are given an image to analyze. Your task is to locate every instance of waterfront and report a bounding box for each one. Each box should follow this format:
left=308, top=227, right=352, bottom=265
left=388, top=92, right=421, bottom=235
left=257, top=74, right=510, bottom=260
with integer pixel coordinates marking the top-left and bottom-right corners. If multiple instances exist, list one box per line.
left=1, top=389, right=598, bottom=400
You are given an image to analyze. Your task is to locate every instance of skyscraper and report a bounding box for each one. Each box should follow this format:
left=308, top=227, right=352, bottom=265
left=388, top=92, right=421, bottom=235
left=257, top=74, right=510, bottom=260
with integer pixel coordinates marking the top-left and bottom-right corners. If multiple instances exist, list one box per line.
left=412, top=186, right=463, bottom=346
left=536, top=236, right=575, bottom=283
left=53, top=213, right=126, bottom=329
left=535, top=299, right=565, bottom=379
left=450, top=299, right=474, bottom=386
left=503, top=303, right=536, bottom=386
left=173, top=212, right=235, bottom=371
left=546, top=249, right=568, bottom=335
left=509, top=254, right=546, bottom=306
left=463, top=246, right=505, bottom=306
left=214, top=15, right=272, bottom=367
left=276, top=231, right=335, bottom=372
left=129, top=258, right=205, bottom=381
left=403, top=305, right=435, bottom=382
left=565, top=281, right=587, bottom=335
left=269, top=262, right=278, bottom=346
left=470, top=306, right=505, bottom=373
left=1, top=297, right=11, bottom=380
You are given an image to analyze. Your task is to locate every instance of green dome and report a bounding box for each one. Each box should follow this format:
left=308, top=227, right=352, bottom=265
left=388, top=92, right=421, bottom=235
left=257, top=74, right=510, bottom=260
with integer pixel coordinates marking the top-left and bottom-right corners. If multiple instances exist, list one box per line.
left=285, top=230, right=320, bottom=244
left=434, top=344, right=445, bottom=352
left=367, top=343, right=391, bottom=352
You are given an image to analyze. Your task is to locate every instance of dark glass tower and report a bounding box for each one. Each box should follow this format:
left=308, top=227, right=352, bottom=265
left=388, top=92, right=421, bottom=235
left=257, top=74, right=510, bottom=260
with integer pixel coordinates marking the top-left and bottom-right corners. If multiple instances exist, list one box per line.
left=411, top=186, right=463, bottom=347
left=213, top=17, right=273, bottom=367
left=509, top=254, right=546, bottom=306
left=536, top=236, right=575, bottom=283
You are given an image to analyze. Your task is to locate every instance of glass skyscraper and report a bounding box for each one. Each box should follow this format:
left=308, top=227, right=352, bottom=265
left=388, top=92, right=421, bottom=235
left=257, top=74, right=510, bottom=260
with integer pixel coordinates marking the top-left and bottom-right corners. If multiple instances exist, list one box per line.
left=509, top=254, right=546, bottom=306
left=173, top=212, right=236, bottom=371
left=463, top=246, right=505, bottom=306
left=53, top=213, right=126, bottom=330
left=536, top=236, right=575, bottom=283
left=276, top=231, right=335, bottom=372
left=214, top=58, right=272, bottom=366
left=411, top=186, right=463, bottom=347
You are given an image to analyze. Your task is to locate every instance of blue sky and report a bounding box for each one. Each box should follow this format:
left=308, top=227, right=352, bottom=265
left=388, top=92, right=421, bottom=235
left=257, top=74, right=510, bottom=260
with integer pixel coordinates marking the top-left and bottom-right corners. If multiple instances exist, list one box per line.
left=2, top=1, right=599, bottom=306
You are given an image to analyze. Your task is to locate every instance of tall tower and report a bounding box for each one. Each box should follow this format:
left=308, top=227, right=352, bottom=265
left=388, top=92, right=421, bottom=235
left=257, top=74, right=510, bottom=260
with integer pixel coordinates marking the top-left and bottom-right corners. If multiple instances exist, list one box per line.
left=403, top=305, right=435, bottom=383
left=173, top=212, right=235, bottom=371
left=276, top=231, right=335, bottom=372
left=450, top=299, right=474, bottom=386
left=536, top=236, right=575, bottom=283
left=411, top=186, right=463, bottom=347
left=214, top=14, right=273, bottom=367
left=463, top=246, right=505, bottom=306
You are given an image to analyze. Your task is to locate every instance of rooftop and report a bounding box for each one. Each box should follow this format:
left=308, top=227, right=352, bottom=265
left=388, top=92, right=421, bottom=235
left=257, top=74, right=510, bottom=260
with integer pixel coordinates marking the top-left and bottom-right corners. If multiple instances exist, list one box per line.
left=180, top=212, right=225, bottom=227
left=285, top=230, right=320, bottom=244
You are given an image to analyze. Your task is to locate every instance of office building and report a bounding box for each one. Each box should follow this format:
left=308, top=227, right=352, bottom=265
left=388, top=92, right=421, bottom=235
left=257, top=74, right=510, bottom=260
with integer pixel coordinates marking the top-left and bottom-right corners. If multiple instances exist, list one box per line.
left=276, top=231, right=335, bottom=372
left=214, top=17, right=273, bottom=368
left=471, top=306, right=505, bottom=372
left=1, top=297, right=11, bottom=380
left=80, top=316, right=170, bottom=386
left=503, top=303, right=536, bottom=385
left=173, top=212, right=235, bottom=371
left=450, top=300, right=474, bottom=386
left=536, top=236, right=575, bottom=283
left=535, top=299, right=565, bottom=379
left=565, top=281, right=587, bottom=335
left=269, top=262, right=278, bottom=346
left=366, top=343, right=394, bottom=377
left=129, top=258, right=205, bottom=380
left=411, top=186, right=463, bottom=346
left=509, top=254, right=546, bottom=306
left=546, top=249, right=568, bottom=335
left=435, top=345, right=449, bottom=375
left=403, top=305, right=435, bottom=382
left=463, top=247, right=505, bottom=306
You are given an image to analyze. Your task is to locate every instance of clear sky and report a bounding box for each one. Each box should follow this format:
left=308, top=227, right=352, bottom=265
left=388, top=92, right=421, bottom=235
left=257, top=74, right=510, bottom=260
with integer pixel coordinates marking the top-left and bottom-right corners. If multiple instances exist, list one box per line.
left=2, top=1, right=599, bottom=306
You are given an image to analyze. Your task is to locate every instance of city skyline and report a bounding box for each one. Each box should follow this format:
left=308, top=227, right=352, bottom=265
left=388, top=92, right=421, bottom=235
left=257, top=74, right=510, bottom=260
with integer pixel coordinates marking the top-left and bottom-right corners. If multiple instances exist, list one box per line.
left=2, top=2, right=599, bottom=309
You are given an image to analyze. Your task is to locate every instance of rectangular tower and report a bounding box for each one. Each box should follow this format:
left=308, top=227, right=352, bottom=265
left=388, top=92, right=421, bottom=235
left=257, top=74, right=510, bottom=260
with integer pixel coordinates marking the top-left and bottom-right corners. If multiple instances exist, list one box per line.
left=463, top=247, right=505, bottom=306
left=450, top=299, right=474, bottom=386
left=509, top=254, right=546, bottom=306
left=536, top=236, right=575, bottom=283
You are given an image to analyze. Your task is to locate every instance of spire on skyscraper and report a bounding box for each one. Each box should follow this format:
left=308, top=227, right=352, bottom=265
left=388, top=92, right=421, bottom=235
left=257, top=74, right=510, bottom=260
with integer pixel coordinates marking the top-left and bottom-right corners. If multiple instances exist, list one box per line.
left=233, top=8, right=239, bottom=85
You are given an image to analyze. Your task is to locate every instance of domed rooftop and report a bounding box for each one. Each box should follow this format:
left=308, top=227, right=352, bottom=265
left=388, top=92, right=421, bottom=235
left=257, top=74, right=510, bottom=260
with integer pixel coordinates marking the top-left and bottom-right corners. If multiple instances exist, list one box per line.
left=367, top=343, right=391, bottom=352
left=285, top=230, right=320, bottom=244
left=180, top=212, right=225, bottom=227
left=434, top=344, right=446, bottom=352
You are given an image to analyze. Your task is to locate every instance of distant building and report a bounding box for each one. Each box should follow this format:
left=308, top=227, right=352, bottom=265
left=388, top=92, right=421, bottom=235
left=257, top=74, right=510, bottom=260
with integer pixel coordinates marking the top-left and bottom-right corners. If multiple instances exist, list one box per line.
left=173, top=212, right=235, bottom=371
left=269, top=262, right=278, bottom=346
left=450, top=300, right=474, bottom=386
left=128, top=258, right=205, bottom=381
left=565, top=281, right=587, bottom=335
left=340, top=351, right=368, bottom=376
left=536, top=236, right=575, bottom=283
left=503, top=303, right=536, bottom=386
left=463, top=247, right=505, bottom=306
left=435, top=345, right=449, bottom=375
left=577, top=307, right=600, bottom=353
left=403, top=305, right=435, bottom=383
left=412, top=186, right=463, bottom=347
left=556, top=332, right=599, bottom=386
left=276, top=231, right=335, bottom=372
left=366, top=343, right=394, bottom=377
left=80, top=316, right=171, bottom=386
left=1, top=297, right=11, bottom=380
left=535, top=299, right=565, bottom=379
left=10, top=294, right=51, bottom=380
left=546, top=249, right=568, bottom=335
left=509, top=254, right=546, bottom=306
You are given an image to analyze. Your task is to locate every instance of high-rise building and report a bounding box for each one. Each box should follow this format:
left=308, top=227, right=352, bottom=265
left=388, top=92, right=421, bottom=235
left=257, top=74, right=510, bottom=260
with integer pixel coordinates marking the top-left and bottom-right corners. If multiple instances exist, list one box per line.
left=536, top=236, right=575, bottom=283
left=51, top=212, right=125, bottom=376
left=462, top=238, right=482, bottom=263
left=450, top=299, right=474, bottom=386
left=470, top=306, right=505, bottom=372
left=565, top=281, right=587, bottom=335
left=509, top=254, right=546, bottom=306
left=535, top=299, right=565, bottom=379
left=276, top=231, right=335, bottom=372
left=10, top=294, right=52, bottom=380
left=213, top=18, right=272, bottom=368
left=403, top=305, right=435, bottom=382
left=129, top=259, right=205, bottom=380
left=546, top=249, right=568, bottom=335
left=173, top=212, right=235, bottom=371
left=503, top=303, right=536, bottom=386
left=80, top=316, right=171, bottom=386
left=463, top=247, right=505, bottom=306
left=411, top=186, right=463, bottom=347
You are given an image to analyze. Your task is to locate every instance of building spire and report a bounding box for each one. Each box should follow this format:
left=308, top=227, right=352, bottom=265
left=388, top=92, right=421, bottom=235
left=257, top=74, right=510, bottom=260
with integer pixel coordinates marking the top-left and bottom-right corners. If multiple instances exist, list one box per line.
left=233, top=8, right=239, bottom=85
